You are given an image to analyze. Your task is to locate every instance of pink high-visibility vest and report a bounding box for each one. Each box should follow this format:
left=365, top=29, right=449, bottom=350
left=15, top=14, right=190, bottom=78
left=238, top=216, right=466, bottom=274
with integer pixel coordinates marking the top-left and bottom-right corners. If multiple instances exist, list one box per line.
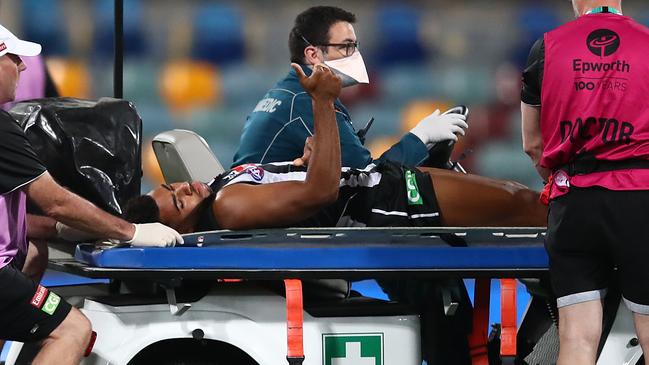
left=541, top=13, right=649, bottom=198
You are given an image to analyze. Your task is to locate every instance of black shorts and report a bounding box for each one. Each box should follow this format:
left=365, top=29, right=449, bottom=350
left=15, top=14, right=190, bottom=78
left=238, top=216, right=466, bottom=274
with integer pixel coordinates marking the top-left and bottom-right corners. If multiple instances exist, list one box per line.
left=354, top=161, right=442, bottom=227
left=546, top=187, right=649, bottom=313
left=297, top=161, right=441, bottom=227
left=0, top=262, right=72, bottom=342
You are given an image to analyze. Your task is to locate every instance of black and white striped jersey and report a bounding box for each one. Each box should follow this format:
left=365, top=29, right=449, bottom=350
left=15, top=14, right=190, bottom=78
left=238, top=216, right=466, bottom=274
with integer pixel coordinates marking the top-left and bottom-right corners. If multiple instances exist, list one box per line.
left=208, top=161, right=441, bottom=228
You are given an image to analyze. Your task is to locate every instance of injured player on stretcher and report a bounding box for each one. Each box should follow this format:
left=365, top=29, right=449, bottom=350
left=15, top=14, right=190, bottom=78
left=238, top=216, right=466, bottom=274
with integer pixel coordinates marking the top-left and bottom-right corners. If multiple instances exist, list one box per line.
left=93, top=63, right=547, bottom=365
left=117, top=64, right=547, bottom=234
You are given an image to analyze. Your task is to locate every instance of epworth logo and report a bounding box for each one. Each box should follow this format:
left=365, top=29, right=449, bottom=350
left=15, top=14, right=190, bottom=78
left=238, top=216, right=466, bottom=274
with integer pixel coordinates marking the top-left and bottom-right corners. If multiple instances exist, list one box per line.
left=587, top=29, right=620, bottom=58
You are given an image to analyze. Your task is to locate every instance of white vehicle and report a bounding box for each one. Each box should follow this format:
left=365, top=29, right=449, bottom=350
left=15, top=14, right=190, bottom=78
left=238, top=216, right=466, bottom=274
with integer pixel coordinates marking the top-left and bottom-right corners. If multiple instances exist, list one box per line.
left=6, top=278, right=421, bottom=365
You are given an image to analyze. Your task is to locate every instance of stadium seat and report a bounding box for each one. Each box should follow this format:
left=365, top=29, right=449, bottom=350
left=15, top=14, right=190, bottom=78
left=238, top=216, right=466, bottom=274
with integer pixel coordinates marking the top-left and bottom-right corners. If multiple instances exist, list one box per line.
left=380, top=65, right=438, bottom=104
left=137, top=103, right=175, bottom=137
left=124, top=61, right=161, bottom=104
left=45, top=58, right=91, bottom=99
left=159, top=59, right=221, bottom=112
left=439, top=66, right=492, bottom=104
left=191, top=4, right=245, bottom=65
left=366, top=136, right=398, bottom=160
left=513, top=5, right=560, bottom=67
left=346, top=102, right=401, bottom=138
left=21, top=0, right=68, bottom=55
left=374, top=5, right=427, bottom=67
left=475, top=142, right=543, bottom=190
left=400, top=100, right=452, bottom=132
left=185, top=106, right=250, bottom=163
left=93, top=0, right=148, bottom=59
left=219, top=64, right=283, bottom=106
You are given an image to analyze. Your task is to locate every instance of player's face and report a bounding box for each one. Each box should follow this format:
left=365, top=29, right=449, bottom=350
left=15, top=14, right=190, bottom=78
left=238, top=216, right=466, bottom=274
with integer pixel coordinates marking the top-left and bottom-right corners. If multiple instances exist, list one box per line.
left=149, top=181, right=213, bottom=232
left=0, top=53, right=25, bottom=103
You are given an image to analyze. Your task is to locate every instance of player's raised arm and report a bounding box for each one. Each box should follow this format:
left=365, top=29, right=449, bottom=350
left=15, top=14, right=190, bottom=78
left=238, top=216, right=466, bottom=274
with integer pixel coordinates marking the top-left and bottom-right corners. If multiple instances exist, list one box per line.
left=213, top=63, right=342, bottom=229
left=292, top=63, right=342, bottom=193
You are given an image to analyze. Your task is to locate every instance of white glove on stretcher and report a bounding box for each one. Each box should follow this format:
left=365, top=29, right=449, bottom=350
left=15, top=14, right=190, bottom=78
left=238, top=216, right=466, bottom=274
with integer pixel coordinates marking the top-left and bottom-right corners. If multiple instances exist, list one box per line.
left=56, top=222, right=183, bottom=247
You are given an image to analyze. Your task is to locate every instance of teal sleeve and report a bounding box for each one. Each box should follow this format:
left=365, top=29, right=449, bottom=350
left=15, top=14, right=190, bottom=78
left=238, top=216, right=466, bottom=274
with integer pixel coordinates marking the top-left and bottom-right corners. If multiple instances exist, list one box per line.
left=375, top=132, right=429, bottom=167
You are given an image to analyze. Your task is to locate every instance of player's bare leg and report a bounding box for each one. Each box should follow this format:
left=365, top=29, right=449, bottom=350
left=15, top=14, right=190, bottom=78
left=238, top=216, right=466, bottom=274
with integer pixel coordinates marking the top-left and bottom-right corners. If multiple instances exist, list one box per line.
left=420, top=167, right=547, bottom=227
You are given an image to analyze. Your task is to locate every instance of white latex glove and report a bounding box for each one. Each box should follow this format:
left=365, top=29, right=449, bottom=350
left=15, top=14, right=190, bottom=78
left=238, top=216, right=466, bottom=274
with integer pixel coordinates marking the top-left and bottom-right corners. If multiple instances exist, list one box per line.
left=124, top=223, right=184, bottom=248
left=409, top=109, right=468, bottom=148
left=55, top=222, right=100, bottom=242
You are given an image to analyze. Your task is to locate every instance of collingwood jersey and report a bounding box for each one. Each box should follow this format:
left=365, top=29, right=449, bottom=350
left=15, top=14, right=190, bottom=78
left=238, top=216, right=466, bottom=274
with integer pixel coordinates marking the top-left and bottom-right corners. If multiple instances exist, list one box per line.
left=204, top=161, right=441, bottom=229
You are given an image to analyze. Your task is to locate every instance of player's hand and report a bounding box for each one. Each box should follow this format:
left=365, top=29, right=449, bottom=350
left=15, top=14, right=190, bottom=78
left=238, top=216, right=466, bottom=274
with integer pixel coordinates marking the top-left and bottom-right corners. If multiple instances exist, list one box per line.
left=410, top=109, right=468, bottom=147
left=292, top=63, right=341, bottom=102
left=293, top=136, right=314, bottom=167
left=55, top=222, right=100, bottom=242
left=125, top=223, right=184, bottom=248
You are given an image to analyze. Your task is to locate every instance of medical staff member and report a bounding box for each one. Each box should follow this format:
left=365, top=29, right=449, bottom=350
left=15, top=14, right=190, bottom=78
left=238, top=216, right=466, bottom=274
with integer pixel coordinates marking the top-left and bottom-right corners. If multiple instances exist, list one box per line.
left=232, top=8, right=472, bottom=365
left=521, top=1, right=649, bottom=364
left=232, top=6, right=467, bottom=168
left=0, top=24, right=183, bottom=365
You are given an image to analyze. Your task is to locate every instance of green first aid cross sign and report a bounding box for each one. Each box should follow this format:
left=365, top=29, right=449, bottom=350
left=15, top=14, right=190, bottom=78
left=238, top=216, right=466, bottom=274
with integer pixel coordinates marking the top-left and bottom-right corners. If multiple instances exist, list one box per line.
left=322, top=333, right=383, bottom=365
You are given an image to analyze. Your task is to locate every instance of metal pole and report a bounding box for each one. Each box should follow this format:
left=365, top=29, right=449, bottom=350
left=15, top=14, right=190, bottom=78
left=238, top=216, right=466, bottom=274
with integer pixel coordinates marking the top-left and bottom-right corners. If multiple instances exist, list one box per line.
left=114, top=0, right=124, bottom=98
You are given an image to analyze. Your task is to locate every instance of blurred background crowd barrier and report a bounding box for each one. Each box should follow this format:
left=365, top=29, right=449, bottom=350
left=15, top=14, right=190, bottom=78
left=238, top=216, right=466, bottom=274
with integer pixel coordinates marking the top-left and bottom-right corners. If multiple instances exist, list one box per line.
left=3, top=0, right=649, bottom=192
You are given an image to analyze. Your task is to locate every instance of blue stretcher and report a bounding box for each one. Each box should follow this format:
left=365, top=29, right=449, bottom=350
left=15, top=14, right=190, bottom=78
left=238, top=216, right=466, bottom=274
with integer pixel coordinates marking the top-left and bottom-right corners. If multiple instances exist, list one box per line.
left=51, top=227, right=549, bottom=280
left=48, top=227, right=549, bottom=365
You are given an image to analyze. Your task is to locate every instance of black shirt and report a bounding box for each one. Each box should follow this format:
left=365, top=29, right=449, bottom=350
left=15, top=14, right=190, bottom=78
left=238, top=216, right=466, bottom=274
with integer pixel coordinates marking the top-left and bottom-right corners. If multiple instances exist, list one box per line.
left=0, top=111, right=46, bottom=195
left=521, top=37, right=545, bottom=106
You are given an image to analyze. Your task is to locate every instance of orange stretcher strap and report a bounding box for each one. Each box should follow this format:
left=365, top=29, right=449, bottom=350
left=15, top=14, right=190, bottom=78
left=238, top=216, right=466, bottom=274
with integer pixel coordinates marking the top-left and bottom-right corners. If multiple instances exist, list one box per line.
left=468, top=278, right=490, bottom=365
left=285, top=279, right=305, bottom=364
left=500, top=278, right=517, bottom=357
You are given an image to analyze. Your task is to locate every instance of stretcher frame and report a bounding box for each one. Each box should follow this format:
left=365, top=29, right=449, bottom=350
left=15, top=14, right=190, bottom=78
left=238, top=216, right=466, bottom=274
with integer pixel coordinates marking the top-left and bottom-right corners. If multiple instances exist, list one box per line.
left=49, top=227, right=548, bottom=280
left=48, top=227, right=548, bottom=365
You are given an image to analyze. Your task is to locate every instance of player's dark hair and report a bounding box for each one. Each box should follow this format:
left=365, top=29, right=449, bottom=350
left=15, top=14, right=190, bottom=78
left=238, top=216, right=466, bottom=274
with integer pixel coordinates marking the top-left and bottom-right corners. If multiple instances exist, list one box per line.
left=289, top=6, right=356, bottom=64
left=122, top=195, right=160, bottom=223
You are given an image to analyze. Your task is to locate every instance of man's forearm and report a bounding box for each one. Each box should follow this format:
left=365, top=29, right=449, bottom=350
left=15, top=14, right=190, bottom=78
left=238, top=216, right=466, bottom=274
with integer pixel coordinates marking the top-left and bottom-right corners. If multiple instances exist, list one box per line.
left=521, top=103, right=549, bottom=180
left=26, top=173, right=134, bottom=241
left=48, top=192, right=134, bottom=241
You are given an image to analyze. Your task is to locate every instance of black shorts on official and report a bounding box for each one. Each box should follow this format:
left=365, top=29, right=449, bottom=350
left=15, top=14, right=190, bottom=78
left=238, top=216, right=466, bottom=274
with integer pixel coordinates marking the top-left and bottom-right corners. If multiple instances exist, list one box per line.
left=0, top=262, right=72, bottom=342
left=546, top=186, right=649, bottom=313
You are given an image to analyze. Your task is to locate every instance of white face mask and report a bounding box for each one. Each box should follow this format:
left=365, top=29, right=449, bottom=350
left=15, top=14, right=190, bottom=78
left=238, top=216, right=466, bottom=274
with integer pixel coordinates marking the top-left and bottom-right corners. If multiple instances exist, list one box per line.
left=323, top=51, right=369, bottom=88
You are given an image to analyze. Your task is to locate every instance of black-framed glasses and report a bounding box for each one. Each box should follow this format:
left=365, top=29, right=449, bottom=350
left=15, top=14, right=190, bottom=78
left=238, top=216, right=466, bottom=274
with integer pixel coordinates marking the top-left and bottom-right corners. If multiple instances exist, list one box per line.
left=300, top=33, right=359, bottom=57
left=318, top=41, right=359, bottom=57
